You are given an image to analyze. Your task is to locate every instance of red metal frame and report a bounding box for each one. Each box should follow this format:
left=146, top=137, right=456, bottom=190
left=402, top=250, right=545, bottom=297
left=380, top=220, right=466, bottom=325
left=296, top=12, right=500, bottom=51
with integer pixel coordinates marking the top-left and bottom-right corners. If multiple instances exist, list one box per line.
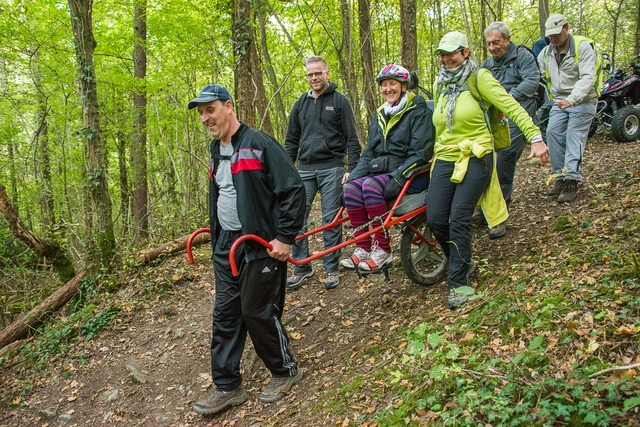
left=186, top=168, right=435, bottom=277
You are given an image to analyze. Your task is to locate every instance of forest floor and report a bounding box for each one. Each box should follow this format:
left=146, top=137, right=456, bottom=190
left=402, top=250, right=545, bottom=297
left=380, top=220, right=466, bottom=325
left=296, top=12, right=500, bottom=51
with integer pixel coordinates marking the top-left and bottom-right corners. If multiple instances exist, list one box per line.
left=1, top=134, right=639, bottom=427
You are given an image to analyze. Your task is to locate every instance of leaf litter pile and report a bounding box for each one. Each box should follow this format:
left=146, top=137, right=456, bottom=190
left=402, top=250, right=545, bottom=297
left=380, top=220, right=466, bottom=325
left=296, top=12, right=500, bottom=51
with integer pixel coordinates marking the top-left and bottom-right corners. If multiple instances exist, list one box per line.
left=0, top=135, right=639, bottom=426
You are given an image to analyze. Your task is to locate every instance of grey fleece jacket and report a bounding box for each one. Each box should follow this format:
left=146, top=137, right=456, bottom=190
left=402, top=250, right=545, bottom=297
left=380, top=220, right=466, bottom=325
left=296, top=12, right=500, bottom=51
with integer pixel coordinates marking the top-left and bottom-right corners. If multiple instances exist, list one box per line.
left=481, top=41, right=540, bottom=117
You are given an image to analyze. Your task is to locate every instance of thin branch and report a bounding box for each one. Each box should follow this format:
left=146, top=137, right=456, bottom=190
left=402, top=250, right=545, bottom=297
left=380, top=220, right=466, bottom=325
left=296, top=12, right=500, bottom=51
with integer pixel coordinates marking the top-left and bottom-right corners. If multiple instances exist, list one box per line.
left=588, top=362, right=640, bottom=378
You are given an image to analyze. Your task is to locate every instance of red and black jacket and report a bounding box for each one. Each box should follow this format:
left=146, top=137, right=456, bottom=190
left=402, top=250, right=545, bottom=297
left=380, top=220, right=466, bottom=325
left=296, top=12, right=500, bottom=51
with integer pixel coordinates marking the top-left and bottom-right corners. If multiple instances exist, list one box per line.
left=209, top=123, right=306, bottom=260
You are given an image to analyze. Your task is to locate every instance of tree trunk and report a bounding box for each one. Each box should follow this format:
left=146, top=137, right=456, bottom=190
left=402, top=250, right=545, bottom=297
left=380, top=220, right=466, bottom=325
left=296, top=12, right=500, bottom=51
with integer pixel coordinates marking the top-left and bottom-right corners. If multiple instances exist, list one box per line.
left=0, top=183, right=74, bottom=279
left=232, top=0, right=273, bottom=135
left=254, top=0, right=287, bottom=141
left=538, top=0, right=549, bottom=39
left=32, top=50, right=56, bottom=231
left=0, top=271, right=87, bottom=351
left=132, top=0, right=149, bottom=244
left=400, top=0, right=418, bottom=72
left=0, top=232, right=211, bottom=350
left=67, top=0, right=115, bottom=268
left=358, top=0, right=377, bottom=125
left=116, top=132, right=130, bottom=235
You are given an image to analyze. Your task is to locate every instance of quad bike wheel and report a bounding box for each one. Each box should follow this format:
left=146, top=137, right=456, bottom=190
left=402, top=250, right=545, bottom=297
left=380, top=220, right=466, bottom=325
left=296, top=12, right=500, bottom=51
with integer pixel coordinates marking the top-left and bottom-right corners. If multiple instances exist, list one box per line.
left=611, top=105, right=640, bottom=142
left=399, top=215, right=447, bottom=286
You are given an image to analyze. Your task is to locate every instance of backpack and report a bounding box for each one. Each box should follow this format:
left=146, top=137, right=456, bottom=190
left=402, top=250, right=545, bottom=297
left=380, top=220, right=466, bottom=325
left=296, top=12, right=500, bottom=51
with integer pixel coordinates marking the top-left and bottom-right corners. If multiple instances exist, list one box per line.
left=467, top=69, right=511, bottom=151
left=513, top=44, right=549, bottom=111
left=541, top=35, right=603, bottom=97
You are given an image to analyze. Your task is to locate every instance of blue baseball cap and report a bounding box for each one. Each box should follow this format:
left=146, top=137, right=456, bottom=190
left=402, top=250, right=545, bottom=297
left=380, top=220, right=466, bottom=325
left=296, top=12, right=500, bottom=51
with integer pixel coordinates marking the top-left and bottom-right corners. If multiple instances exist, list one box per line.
left=188, top=84, right=233, bottom=110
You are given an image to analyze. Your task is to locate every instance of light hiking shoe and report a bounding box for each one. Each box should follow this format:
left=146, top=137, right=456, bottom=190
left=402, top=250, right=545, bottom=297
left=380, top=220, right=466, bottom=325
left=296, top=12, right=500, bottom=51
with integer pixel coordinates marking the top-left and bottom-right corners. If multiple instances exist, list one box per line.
left=448, top=288, right=469, bottom=309
left=324, top=272, right=340, bottom=290
left=193, top=387, right=247, bottom=415
left=488, top=222, right=506, bottom=239
left=340, top=247, right=370, bottom=270
left=548, top=179, right=565, bottom=197
left=557, top=180, right=578, bottom=203
left=466, top=259, right=477, bottom=282
left=286, top=269, right=314, bottom=290
left=358, top=246, right=392, bottom=272
left=259, top=368, right=303, bottom=403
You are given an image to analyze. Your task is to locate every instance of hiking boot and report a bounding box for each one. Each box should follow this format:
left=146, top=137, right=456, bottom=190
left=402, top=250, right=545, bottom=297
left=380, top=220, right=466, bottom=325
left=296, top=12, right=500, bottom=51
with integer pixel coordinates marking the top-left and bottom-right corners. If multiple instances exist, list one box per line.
left=286, top=269, right=314, bottom=290
left=259, top=368, right=303, bottom=403
left=548, top=179, right=565, bottom=197
left=340, top=247, right=370, bottom=270
left=448, top=288, right=469, bottom=309
left=471, top=208, right=485, bottom=225
left=193, top=387, right=247, bottom=415
left=488, top=222, right=506, bottom=239
left=557, top=180, right=578, bottom=203
left=324, top=272, right=340, bottom=290
left=358, top=246, right=392, bottom=272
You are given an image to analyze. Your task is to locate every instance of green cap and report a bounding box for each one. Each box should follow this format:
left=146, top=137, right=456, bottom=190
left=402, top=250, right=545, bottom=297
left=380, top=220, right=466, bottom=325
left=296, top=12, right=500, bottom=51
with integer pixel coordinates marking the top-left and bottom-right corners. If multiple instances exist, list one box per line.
left=436, top=31, right=469, bottom=53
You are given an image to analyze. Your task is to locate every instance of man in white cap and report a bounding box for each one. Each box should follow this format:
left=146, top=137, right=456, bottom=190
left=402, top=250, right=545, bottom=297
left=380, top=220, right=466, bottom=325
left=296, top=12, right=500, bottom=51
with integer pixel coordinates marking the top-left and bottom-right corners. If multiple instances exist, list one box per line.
left=538, top=14, right=599, bottom=203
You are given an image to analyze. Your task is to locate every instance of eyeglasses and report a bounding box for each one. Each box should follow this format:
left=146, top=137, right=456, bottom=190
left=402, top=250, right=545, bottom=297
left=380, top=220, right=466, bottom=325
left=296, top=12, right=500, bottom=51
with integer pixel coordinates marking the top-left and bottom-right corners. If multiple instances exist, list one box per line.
left=437, top=48, right=464, bottom=59
left=306, top=70, right=327, bottom=79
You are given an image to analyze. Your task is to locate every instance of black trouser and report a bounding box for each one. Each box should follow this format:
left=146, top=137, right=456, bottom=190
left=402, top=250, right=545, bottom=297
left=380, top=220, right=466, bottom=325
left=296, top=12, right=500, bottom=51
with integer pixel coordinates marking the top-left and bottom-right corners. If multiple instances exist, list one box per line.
left=210, top=230, right=297, bottom=391
left=497, top=121, right=527, bottom=205
left=426, top=156, right=493, bottom=289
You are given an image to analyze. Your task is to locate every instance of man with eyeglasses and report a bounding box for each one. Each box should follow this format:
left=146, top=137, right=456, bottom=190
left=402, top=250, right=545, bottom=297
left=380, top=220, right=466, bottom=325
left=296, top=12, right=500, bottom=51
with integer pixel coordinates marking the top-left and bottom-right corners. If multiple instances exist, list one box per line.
left=284, top=56, right=361, bottom=291
left=479, top=21, right=542, bottom=239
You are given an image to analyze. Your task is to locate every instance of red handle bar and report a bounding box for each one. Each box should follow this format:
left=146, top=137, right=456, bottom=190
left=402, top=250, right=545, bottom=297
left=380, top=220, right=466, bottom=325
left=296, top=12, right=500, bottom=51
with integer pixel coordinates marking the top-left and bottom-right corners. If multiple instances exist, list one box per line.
left=186, top=227, right=211, bottom=264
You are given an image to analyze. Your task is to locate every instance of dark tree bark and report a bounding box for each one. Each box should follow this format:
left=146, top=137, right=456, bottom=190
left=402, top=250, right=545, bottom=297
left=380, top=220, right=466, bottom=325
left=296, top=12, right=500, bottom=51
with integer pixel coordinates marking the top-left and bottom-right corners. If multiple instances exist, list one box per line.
left=132, top=0, right=149, bottom=243
left=116, top=132, right=130, bottom=235
left=359, top=0, right=377, bottom=125
left=67, top=0, right=115, bottom=268
left=400, top=0, right=418, bottom=72
left=32, top=50, right=56, bottom=231
left=0, top=184, right=74, bottom=279
left=232, top=0, right=273, bottom=135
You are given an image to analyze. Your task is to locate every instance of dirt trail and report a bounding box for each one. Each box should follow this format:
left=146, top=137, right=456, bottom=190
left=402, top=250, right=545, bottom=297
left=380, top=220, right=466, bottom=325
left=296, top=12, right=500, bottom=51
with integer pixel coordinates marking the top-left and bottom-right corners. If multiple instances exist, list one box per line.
left=1, top=136, right=637, bottom=427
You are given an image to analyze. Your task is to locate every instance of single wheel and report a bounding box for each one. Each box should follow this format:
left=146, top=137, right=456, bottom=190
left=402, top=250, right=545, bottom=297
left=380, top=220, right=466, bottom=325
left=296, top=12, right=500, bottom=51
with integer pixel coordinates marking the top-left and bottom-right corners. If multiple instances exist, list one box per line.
left=400, top=215, right=447, bottom=286
left=611, top=105, right=640, bottom=142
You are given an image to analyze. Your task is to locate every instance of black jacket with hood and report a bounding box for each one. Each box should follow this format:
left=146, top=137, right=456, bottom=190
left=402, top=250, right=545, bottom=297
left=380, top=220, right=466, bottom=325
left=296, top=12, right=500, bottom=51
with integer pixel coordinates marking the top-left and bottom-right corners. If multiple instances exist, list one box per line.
left=209, top=123, right=306, bottom=260
left=284, top=82, right=361, bottom=172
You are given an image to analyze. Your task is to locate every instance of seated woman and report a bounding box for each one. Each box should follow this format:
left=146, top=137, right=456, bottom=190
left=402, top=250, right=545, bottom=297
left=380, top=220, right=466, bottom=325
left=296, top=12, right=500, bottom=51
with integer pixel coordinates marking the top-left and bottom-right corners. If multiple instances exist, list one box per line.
left=426, top=31, right=549, bottom=309
left=340, top=64, right=434, bottom=272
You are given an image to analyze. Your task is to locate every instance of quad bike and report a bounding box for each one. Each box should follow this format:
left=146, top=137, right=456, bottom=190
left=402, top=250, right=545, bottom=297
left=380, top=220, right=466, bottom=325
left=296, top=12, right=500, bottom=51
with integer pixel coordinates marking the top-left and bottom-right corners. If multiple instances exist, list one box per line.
left=590, top=54, right=640, bottom=141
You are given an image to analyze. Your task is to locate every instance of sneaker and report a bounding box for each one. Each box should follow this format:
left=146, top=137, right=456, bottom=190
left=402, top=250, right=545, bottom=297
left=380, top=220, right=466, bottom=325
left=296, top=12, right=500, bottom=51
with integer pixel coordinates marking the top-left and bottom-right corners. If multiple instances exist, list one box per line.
left=358, top=246, right=392, bottom=272
left=193, top=387, right=247, bottom=415
left=447, top=288, right=469, bottom=309
left=339, top=247, right=370, bottom=269
left=557, top=180, right=578, bottom=203
left=488, top=222, right=506, bottom=239
left=324, top=272, right=340, bottom=290
left=259, top=368, right=303, bottom=403
left=286, top=269, right=314, bottom=290
left=548, top=179, right=565, bottom=197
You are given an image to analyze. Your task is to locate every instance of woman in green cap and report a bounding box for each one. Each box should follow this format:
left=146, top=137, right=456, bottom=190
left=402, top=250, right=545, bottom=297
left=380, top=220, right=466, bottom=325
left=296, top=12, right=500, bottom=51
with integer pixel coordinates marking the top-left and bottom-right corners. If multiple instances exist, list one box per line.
left=426, top=31, right=549, bottom=309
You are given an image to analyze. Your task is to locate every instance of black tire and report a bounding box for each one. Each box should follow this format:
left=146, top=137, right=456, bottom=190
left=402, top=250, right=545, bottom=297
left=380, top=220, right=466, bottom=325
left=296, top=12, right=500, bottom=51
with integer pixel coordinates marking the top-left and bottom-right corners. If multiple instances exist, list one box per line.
left=611, top=106, right=640, bottom=142
left=399, top=215, right=447, bottom=286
